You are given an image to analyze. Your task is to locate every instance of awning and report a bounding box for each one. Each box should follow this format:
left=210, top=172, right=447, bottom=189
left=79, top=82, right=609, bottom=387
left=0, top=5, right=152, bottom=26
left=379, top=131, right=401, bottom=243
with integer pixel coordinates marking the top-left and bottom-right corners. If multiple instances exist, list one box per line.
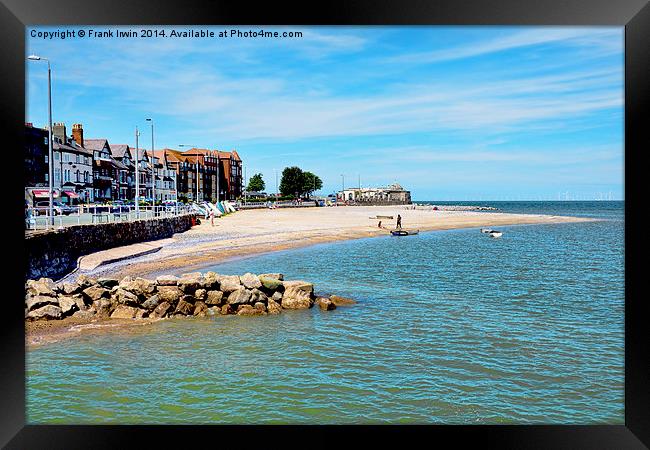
left=63, top=191, right=80, bottom=198
left=31, top=189, right=59, bottom=198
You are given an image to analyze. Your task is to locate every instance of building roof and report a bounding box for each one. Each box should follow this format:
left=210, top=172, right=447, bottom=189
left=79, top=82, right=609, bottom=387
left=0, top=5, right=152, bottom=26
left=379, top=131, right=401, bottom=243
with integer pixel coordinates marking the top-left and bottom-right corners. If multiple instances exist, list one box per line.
left=84, top=139, right=110, bottom=152
left=111, top=144, right=131, bottom=159
left=111, top=158, right=128, bottom=170
left=53, top=141, right=94, bottom=157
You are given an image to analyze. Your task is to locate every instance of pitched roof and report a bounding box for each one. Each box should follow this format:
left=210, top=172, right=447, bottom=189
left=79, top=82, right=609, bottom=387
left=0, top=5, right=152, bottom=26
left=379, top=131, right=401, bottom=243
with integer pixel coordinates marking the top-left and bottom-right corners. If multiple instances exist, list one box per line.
left=84, top=139, right=109, bottom=152
left=111, top=144, right=131, bottom=158
left=53, top=141, right=93, bottom=157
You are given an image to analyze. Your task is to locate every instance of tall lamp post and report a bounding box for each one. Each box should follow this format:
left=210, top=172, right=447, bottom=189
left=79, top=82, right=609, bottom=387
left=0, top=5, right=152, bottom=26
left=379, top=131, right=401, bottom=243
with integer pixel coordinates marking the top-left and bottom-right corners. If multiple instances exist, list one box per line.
left=28, top=54, right=54, bottom=226
left=179, top=144, right=200, bottom=202
left=145, top=118, right=156, bottom=213
left=341, top=174, right=345, bottom=204
left=135, top=126, right=141, bottom=217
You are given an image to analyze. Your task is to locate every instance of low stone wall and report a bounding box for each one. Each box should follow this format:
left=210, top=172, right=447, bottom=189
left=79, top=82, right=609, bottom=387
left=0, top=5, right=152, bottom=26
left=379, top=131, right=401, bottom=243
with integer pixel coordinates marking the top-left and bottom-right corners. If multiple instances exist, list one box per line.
left=25, top=272, right=356, bottom=321
left=25, top=214, right=195, bottom=281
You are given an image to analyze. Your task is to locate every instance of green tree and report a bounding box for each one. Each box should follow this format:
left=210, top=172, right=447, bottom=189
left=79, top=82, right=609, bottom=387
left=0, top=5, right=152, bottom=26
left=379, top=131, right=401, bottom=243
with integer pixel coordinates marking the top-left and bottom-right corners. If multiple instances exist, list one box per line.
left=279, top=166, right=304, bottom=197
left=302, top=171, right=323, bottom=197
left=247, top=173, right=265, bottom=192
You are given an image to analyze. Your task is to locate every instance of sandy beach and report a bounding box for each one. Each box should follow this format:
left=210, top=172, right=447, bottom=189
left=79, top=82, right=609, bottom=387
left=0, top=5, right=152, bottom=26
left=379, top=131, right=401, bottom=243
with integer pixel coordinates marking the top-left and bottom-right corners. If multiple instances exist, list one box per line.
left=84, top=205, right=593, bottom=280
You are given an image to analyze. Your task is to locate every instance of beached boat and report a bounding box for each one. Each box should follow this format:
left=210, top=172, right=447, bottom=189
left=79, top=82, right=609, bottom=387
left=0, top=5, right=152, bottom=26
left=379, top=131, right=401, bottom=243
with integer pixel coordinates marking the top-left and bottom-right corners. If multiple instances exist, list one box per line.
left=390, top=229, right=419, bottom=236
left=480, top=228, right=493, bottom=233
left=488, top=230, right=503, bottom=238
left=369, top=215, right=394, bottom=219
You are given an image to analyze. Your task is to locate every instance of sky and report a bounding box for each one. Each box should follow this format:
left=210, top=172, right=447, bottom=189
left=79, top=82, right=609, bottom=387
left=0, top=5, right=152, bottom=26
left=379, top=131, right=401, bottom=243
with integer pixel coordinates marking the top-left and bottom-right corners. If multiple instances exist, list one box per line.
left=26, top=26, right=624, bottom=200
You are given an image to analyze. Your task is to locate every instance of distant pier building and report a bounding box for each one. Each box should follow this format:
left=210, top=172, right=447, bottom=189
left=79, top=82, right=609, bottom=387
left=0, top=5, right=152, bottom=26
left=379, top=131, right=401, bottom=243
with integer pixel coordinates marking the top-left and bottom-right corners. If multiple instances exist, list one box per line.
left=338, top=183, right=412, bottom=205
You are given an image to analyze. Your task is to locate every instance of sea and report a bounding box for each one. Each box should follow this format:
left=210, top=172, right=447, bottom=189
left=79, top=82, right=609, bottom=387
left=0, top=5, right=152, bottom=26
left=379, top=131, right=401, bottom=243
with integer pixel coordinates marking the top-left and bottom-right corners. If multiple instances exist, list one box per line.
left=26, top=201, right=625, bottom=424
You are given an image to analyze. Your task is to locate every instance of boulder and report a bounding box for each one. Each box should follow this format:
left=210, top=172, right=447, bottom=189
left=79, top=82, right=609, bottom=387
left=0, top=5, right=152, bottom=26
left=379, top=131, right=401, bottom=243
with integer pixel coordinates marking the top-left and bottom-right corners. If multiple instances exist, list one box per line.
left=141, top=294, right=160, bottom=311
left=254, top=302, right=267, bottom=312
left=316, top=297, right=336, bottom=311
left=156, top=286, right=183, bottom=305
left=259, top=273, right=284, bottom=281
left=203, top=272, right=220, bottom=289
left=220, top=304, right=234, bottom=315
left=193, top=301, right=208, bottom=317
left=281, top=286, right=313, bottom=310
left=330, top=295, right=356, bottom=306
left=57, top=296, right=79, bottom=315
left=134, top=308, right=148, bottom=319
left=72, top=310, right=95, bottom=320
left=76, top=274, right=97, bottom=289
left=110, top=305, right=138, bottom=319
left=112, top=288, right=140, bottom=306
left=155, top=275, right=179, bottom=286
left=150, top=301, right=172, bottom=319
left=218, top=275, right=241, bottom=293
left=227, top=287, right=251, bottom=305
left=237, top=304, right=266, bottom=316
left=83, top=285, right=110, bottom=302
left=60, top=282, right=81, bottom=295
left=93, top=298, right=114, bottom=318
left=259, top=276, right=283, bottom=291
left=267, top=298, right=282, bottom=315
left=121, top=277, right=156, bottom=297
left=207, top=306, right=220, bottom=316
left=240, top=273, right=262, bottom=290
left=178, top=273, right=204, bottom=293
left=26, top=279, right=57, bottom=297
left=97, top=277, right=119, bottom=289
left=26, top=304, right=62, bottom=321
left=72, top=293, right=89, bottom=311
left=282, top=280, right=314, bottom=295
left=174, top=297, right=194, bottom=315
left=25, top=295, right=58, bottom=312
left=194, top=289, right=207, bottom=301
left=250, top=288, right=268, bottom=305
left=271, top=291, right=283, bottom=302
left=205, top=290, right=224, bottom=306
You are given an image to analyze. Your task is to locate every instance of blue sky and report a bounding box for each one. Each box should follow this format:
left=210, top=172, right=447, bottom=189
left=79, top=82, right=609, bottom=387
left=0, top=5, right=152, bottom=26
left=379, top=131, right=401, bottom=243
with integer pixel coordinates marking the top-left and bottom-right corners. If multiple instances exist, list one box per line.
left=26, top=26, right=624, bottom=200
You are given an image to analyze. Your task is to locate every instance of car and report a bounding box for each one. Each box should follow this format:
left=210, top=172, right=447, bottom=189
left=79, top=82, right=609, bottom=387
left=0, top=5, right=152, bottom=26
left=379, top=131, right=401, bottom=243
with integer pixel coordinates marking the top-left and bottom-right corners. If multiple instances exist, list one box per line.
left=33, top=201, right=76, bottom=216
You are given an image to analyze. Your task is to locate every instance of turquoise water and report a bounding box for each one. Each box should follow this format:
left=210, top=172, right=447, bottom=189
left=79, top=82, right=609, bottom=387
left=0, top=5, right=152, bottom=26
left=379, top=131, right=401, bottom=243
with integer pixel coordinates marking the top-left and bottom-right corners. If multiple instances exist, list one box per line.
left=27, top=201, right=624, bottom=424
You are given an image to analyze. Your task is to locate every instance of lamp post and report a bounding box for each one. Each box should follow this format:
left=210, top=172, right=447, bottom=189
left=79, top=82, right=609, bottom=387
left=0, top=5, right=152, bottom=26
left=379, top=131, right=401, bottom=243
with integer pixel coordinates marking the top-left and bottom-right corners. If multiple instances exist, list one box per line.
left=341, top=174, right=345, bottom=204
left=145, top=118, right=156, bottom=215
left=179, top=144, right=200, bottom=202
left=135, top=126, right=140, bottom=217
left=28, top=55, right=54, bottom=226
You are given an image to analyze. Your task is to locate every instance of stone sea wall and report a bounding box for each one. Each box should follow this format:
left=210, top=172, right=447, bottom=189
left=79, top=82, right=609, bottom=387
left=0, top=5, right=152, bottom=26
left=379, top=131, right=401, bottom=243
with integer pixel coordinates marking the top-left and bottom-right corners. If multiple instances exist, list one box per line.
left=25, top=272, right=356, bottom=321
left=25, top=214, right=195, bottom=281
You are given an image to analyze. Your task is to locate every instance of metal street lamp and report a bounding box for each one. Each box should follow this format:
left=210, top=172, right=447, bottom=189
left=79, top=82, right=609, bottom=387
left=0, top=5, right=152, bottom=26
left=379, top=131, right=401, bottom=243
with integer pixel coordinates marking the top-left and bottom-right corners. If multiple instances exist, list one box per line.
left=27, top=54, right=54, bottom=226
left=341, top=174, right=345, bottom=204
left=146, top=118, right=156, bottom=214
left=135, top=126, right=141, bottom=217
left=179, top=144, right=200, bottom=202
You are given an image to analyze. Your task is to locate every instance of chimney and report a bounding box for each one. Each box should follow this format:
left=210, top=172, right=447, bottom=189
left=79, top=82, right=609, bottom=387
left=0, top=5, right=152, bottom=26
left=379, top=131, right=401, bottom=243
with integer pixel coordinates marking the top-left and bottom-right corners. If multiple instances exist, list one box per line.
left=52, top=122, right=67, bottom=144
left=72, top=123, right=84, bottom=147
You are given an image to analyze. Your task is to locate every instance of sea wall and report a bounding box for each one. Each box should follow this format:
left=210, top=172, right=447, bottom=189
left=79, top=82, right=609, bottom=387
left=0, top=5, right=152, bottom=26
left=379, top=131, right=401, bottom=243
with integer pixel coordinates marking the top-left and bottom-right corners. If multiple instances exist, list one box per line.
left=25, top=214, right=195, bottom=281
left=24, top=272, right=356, bottom=321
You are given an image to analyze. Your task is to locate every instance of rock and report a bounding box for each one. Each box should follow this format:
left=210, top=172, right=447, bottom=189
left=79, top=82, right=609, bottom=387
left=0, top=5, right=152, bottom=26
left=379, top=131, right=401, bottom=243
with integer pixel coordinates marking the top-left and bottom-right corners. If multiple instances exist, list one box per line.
left=150, top=301, right=172, bottom=319
left=250, top=289, right=268, bottom=304
left=218, top=275, right=241, bottom=293
left=203, top=272, right=220, bottom=289
left=194, top=289, right=207, bottom=301
left=281, top=286, right=313, bottom=310
left=193, top=301, right=208, bottom=317
left=25, top=295, right=58, bottom=312
left=174, top=297, right=194, bottom=315
left=237, top=304, right=266, bottom=316
left=178, top=273, right=204, bottom=293
left=260, top=273, right=284, bottom=281
left=205, top=290, right=224, bottom=306
left=220, top=304, right=234, bottom=315
left=26, top=304, right=62, bottom=321
left=83, top=285, right=110, bottom=302
left=330, top=295, right=356, bottom=306
left=110, top=305, right=138, bottom=319
left=112, top=288, right=140, bottom=306
left=141, top=294, right=160, bottom=311
left=121, top=277, right=156, bottom=297
left=282, top=280, right=314, bottom=295
left=156, top=286, right=183, bottom=305
left=72, top=310, right=95, bottom=320
left=316, top=297, right=336, bottom=311
left=267, top=298, right=282, bottom=315
left=57, top=296, right=79, bottom=315
left=271, top=291, right=283, bottom=302
left=60, top=282, right=81, bottom=295
left=72, top=293, right=89, bottom=311
left=155, top=274, right=179, bottom=286
left=134, top=308, right=148, bottom=319
left=26, top=279, right=57, bottom=297
left=259, top=276, right=283, bottom=291
left=76, top=274, right=97, bottom=289
left=227, top=287, right=251, bottom=305
left=207, top=306, right=219, bottom=316
left=97, top=277, right=119, bottom=289
left=93, top=299, right=114, bottom=318
left=240, top=273, right=262, bottom=290
left=254, top=302, right=267, bottom=312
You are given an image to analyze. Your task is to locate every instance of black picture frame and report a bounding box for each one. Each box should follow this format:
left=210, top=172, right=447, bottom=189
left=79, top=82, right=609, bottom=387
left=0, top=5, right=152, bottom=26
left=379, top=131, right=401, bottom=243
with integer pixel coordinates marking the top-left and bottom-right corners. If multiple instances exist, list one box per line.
left=1, top=1, right=645, bottom=448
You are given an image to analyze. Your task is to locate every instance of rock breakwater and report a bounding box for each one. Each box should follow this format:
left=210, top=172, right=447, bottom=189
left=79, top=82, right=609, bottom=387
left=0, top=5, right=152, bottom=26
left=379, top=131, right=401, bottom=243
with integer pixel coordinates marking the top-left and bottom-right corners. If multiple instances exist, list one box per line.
left=25, top=272, right=356, bottom=321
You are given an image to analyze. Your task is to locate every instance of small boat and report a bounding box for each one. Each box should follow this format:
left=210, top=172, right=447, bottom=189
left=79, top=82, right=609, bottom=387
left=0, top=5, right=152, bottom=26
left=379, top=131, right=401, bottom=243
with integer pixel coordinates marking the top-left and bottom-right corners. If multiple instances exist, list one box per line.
left=370, top=215, right=394, bottom=219
left=488, top=230, right=502, bottom=238
left=390, top=229, right=419, bottom=236
left=480, top=228, right=493, bottom=233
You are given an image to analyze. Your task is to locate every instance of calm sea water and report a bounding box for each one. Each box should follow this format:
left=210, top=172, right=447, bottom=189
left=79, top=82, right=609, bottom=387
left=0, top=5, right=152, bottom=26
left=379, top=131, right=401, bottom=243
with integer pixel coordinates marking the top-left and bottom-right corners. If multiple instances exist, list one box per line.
left=27, top=201, right=624, bottom=424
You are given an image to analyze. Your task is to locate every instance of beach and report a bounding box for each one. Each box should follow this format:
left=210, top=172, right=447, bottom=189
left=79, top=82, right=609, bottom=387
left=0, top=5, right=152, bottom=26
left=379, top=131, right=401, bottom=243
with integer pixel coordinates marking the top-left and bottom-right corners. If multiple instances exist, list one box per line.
left=89, top=205, right=593, bottom=280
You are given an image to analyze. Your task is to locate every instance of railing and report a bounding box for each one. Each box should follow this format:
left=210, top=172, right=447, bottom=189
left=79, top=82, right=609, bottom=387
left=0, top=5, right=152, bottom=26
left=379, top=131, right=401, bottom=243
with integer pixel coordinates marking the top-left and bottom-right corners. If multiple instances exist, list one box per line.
left=238, top=200, right=321, bottom=209
left=25, top=204, right=195, bottom=231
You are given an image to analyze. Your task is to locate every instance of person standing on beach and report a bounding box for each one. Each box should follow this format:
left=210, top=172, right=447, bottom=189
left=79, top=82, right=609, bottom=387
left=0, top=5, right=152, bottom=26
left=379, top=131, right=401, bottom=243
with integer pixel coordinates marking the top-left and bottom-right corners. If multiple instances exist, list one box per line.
left=396, top=214, right=402, bottom=230
left=209, top=209, right=215, bottom=226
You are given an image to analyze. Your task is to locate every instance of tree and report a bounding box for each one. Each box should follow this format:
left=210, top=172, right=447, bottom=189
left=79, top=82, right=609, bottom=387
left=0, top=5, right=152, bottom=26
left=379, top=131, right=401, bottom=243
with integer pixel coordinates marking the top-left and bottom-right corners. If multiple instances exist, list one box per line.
left=302, top=171, right=322, bottom=197
left=247, top=173, right=265, bottom=192
left=279, top=167, right=304, bottom=197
